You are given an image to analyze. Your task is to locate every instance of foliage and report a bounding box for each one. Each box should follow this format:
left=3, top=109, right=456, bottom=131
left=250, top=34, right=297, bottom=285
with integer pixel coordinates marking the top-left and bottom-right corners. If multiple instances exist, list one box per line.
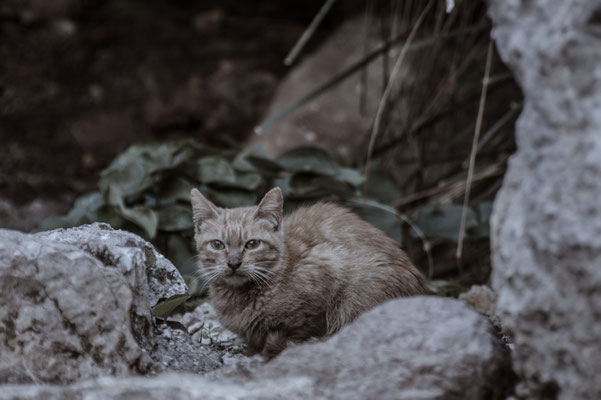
left=253, top=0, right=522, bottom=287
left=39, top=140, right=491, bottom=298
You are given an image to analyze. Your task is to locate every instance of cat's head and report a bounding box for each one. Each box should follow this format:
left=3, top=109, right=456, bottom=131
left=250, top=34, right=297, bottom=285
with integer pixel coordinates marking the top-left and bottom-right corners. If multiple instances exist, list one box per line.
left=190, top=187, right=284, bottom=289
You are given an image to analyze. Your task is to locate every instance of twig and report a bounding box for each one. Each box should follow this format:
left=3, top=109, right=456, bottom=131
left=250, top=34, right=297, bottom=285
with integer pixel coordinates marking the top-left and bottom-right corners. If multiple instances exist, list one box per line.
left=394, top=162, right=504, bottom=207
left=284, top=0, right=337, bottom=66
left=364, top=0, right=434, bottom=182
left=456, top=39, right=494, bottom=268
left=255, top=19, right=487, bottom=133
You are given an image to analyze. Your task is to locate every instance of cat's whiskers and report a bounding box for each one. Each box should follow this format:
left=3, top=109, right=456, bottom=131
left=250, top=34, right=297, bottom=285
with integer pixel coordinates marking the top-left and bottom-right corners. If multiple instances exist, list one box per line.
left=196, top=266, right=226, bottom=293
left=245, top=264, right=275, bottom=289
left=197, top=264, right=228, bottom=284
left=252, top=262, right=277, bottom=274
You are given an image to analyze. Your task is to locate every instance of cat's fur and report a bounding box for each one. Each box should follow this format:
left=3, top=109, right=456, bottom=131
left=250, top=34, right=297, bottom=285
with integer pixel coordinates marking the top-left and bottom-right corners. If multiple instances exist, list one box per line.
left=191, top=187, right=427, bottom=359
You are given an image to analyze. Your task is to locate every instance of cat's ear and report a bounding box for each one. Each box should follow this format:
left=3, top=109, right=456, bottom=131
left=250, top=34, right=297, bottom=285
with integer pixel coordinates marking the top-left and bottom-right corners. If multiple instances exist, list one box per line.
left=256, top=187, right=283, bottom=231
left=190, top=188, right=219, bottom=232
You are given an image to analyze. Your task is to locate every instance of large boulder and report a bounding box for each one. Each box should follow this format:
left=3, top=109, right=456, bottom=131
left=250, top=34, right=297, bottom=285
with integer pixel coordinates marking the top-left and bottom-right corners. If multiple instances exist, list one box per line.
left=0, top=374, right=326, bottom=400
left=0, top=223, right=220, bottom=384
left=488, top=1, right=601, bottom=398
left=253, top=296, right=513, bottom=400
left=247, top=17, right=381, bottom=161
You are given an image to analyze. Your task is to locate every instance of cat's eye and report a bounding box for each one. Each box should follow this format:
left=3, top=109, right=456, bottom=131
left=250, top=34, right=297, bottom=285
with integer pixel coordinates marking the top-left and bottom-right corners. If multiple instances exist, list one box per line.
left=245, top=239, right=261, bottom=250
left=210, top=240, right=225, bottom=250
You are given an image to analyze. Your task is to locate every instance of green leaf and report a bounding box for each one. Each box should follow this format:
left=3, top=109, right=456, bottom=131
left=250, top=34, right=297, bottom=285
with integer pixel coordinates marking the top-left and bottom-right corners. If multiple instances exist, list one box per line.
left=232, top=145, right=283, bottom=176
left=234, top=172, right=264, bottom=191
left=104, top=184, right=158, bottom=238
left=157, top=205, right=194, bottom=232
left=95, top=206, right=127, bottom=229
left=364, top=170, right=401, bottom=204
left=277, top=147, right=339, bottom=176
left=119, top=205, right=159, bottom=239
left=208, top=189, right=257, bottom=208
left=160, top=177, right=193, bottom=202
left=167, top=235, right=197, bottom=276
left=469, top=201, right=493, bottom=238
left=37, top=192, right=104, bottom=231
left=415, top=203, right=478, bottom=242
left=151, top=293, right=190, bottom=318
left=348, top=201, right=402, bottom=243
left=274, top=177, right=293, bottom=198
left=311, top=175, right=357, bottom=198
left=105, top=184, right=125, bottom=207
left=427, top=280, right=467, bottom=298
left=211, top=172, right=264, bottom=191
left=335, top=168, right=365, bottom=187
left=288, top=173, right=333, bottom=198
left=246, top=154, right=283, bottom=176
left=196, top=156, right=236, bottom=184
left=99, top=142, right=196, bottom=198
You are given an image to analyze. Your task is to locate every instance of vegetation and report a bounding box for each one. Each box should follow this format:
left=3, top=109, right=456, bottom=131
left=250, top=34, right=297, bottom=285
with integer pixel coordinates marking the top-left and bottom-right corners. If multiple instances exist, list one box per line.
left=41, top=141, right=491, bottom=298
left=40, top=0, right=522, bottom=305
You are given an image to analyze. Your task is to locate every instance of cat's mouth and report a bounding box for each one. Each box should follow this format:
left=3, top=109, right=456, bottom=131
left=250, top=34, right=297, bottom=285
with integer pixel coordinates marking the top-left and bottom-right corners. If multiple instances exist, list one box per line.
left=221, top=270, right=250, bottom=286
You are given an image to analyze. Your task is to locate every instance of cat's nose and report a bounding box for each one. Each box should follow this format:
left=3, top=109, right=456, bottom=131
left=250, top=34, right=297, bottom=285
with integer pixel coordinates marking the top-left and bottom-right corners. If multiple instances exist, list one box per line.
left=227, top=256, right=242, bottom=271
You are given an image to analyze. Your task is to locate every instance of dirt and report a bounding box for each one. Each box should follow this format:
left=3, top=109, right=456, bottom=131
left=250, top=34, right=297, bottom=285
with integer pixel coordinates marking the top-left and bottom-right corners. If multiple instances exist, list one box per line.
left=0, top=0, right=349, bottom=205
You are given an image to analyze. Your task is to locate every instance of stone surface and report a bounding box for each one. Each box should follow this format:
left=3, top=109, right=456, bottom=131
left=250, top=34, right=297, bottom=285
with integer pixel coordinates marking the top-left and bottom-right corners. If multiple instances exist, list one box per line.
left=488, top=1, right=601, bottom=398
left=176, top=302, right=266, bottom=381
left=34, top=223, right=188, bottom=309
left=0, top=224, right=220, bottom=384
left=247, top=17, right=383, bottom=161
left=255, top=296, right=513, bottom=400
left=0, top=374, right=327, bottom=400
left=459, top=285, right=496, bottom=316
left=0, top=223, right=516, bottom=396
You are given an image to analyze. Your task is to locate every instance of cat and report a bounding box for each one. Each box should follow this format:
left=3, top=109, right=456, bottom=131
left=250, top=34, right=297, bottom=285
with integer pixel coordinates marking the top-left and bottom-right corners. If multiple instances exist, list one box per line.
left=190, top=187, right=427, bottom=359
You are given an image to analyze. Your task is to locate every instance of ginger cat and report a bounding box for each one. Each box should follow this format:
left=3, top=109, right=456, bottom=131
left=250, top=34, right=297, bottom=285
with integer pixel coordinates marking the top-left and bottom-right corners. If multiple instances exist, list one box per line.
left=191, top=187, right=426, bottom=359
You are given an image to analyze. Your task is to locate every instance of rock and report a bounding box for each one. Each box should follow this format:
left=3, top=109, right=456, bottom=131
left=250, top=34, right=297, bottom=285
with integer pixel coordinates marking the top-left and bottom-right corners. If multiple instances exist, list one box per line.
left=177, top=302, right=241, bottom=348
left=488, top=1, right=601, bottom=398
left=33, top=223, right=188, bottom=310
left=256, top=296, right=514, bottom=400
left=248, top=17, right=382, bottom=161
left=0, top=224, right=220, bottom=384
left=0, top=373, right=328, bottom=400
left=0, top=228, right=144, bottom=383
left=459, top=285, right=496, bottom=316
left=176, top=302, right=263, bottom=380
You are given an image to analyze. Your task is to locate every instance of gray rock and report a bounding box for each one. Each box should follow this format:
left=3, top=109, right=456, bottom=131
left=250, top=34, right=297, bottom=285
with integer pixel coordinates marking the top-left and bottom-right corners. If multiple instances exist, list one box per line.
left=0, top=373, right=328, bottom=400
left=459, top=285, right=496, bottom=317
left=0, top=228, right=144, bottom=383
left=34, top=223, right=188, bottom=310
left=488, top=1, right=601, bottom=398
left=256, top=296, right=513, bottom=400
left=0, top=224, right=220, bottom=384
left=247, top=17, right=381, bottom=161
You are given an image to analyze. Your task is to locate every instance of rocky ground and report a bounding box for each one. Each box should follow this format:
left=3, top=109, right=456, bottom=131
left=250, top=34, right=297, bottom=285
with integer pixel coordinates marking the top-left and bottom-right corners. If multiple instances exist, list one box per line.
left=0, top=223, right=514, bottom=399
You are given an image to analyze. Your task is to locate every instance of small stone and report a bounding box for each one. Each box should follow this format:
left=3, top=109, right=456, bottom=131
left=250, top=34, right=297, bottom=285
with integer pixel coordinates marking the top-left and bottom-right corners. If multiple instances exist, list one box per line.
left=459, top=285, right=496, bottom=316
